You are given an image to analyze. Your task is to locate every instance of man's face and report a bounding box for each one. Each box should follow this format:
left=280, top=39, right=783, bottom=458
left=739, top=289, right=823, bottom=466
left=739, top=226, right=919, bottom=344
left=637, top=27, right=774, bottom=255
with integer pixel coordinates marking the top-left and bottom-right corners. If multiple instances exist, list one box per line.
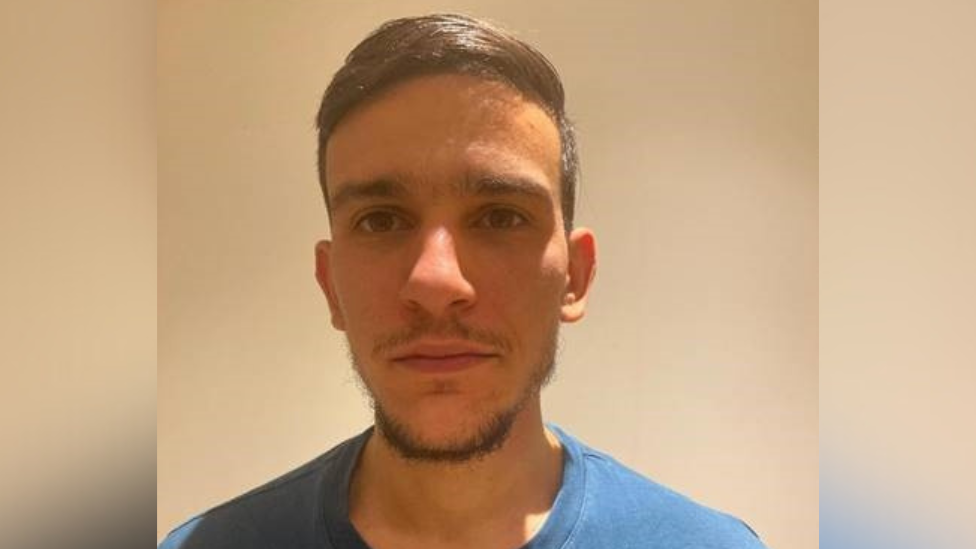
left=316, top=74, right=595, bottom=461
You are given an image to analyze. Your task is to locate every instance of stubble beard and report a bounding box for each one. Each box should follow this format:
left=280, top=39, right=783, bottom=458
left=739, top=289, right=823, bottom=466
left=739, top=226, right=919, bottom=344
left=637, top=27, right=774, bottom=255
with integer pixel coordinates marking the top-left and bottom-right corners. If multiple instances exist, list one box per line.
left=348, top=319, right=560, bottom=464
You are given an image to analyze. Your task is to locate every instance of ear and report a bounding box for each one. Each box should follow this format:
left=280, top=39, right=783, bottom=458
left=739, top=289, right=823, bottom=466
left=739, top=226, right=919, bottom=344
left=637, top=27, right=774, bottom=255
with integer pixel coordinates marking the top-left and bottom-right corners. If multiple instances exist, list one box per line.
left=560, top=228, right=597, bottom=323
left=314, top=240, right=346, bottom=330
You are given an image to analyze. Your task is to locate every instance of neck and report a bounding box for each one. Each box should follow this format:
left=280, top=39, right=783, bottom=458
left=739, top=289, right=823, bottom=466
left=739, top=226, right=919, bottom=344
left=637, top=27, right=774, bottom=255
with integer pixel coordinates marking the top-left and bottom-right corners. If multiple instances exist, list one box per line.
left=348, top=400, right=563, bottom=548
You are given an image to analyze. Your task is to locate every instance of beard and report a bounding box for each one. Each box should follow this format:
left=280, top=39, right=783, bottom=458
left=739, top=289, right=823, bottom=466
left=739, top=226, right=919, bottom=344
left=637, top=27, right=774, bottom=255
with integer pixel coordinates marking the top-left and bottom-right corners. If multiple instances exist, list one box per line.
left=348, top=315, right=559, bottom=464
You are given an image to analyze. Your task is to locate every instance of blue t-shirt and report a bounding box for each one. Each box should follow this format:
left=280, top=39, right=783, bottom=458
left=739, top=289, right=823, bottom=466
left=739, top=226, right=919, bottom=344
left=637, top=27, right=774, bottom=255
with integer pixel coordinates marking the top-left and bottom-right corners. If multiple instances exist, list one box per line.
left=160, top=425, right=766, bottom=548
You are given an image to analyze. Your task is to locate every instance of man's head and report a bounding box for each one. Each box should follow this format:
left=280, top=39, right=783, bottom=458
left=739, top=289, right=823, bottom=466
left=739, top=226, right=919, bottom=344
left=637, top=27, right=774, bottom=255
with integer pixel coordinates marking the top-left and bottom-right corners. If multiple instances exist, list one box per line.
left=313, top=14, right=596, bottom=464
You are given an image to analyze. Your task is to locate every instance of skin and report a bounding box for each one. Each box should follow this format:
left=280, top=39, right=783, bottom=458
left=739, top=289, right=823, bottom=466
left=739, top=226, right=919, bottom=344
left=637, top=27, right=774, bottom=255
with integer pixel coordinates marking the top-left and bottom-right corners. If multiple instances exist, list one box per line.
left=315, top=74, right=597, bottom=549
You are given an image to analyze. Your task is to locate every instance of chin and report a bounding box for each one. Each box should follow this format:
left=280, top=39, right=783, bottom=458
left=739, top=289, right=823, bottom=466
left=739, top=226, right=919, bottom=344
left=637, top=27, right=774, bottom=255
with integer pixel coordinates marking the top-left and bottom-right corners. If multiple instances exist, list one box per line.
left=373, top=397, right=523, bottom=463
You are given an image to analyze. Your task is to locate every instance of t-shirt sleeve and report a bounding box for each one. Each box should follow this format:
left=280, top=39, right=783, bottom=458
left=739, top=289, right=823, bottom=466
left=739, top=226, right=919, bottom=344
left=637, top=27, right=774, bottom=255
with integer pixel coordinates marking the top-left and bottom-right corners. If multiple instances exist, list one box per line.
left=158, top=516, right=202, bottom=549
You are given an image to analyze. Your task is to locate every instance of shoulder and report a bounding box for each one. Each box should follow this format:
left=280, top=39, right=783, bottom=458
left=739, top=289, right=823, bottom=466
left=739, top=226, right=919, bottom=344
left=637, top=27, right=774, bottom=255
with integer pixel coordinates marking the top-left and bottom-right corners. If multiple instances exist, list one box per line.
left=556, top=427, right=767, bottom=548
left=158, top=433, right=363, bottom=549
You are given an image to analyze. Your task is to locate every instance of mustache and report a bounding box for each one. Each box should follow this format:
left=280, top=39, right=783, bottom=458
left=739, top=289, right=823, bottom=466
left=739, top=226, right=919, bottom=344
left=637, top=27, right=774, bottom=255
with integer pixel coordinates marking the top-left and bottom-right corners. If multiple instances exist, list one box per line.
left=371, top=316, right=512, bottom=358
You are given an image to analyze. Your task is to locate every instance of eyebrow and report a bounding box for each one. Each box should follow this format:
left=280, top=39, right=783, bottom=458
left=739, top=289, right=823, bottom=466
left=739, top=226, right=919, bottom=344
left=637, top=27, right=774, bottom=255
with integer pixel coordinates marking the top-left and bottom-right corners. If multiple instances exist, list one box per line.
left=329, top=178, right=409, bottom=213
left=460, top=175, right=552, bottom=203
left=328, top=174, right=552, bottom=213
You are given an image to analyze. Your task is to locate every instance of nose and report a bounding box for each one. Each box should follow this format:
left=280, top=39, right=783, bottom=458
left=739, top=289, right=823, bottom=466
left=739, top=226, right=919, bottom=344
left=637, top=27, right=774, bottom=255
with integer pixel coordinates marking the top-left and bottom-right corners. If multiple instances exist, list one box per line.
left=399, top=227, right=476, bottom=316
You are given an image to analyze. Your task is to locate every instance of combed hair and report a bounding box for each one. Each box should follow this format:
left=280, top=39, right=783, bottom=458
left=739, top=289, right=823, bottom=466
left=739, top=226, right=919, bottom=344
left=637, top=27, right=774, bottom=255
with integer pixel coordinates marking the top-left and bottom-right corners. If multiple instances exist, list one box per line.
left=315, top=13, right=578, bottom=230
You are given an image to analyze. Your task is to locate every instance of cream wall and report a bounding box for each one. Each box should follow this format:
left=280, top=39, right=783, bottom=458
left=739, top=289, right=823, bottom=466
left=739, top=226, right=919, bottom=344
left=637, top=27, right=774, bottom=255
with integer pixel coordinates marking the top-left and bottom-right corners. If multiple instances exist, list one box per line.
left=158, top=1, right=817, bottom=547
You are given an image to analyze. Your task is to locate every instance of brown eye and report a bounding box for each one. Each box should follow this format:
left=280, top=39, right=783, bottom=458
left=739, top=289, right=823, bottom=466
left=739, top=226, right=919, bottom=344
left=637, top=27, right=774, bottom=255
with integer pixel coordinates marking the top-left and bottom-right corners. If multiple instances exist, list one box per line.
left=475, top=208, right=528, bottom=230
left=355, top=211, right=409, bottom=233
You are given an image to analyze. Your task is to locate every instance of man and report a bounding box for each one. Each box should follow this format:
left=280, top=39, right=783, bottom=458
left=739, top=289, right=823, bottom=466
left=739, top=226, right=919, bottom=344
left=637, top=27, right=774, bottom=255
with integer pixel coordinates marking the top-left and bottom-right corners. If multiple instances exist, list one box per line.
left=160, top=13, right=766, bottom=549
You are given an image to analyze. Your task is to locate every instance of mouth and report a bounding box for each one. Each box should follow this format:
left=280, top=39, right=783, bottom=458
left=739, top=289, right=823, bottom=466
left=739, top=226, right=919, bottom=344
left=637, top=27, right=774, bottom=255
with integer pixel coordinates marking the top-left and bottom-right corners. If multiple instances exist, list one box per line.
left=390, top=341, right=499, bottom=374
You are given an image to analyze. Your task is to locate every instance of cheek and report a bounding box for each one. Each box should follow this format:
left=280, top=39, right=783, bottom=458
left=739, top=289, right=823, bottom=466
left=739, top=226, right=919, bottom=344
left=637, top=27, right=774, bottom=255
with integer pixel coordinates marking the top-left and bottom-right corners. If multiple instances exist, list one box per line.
left=476, top=247, right=567, bottom=320
left=331, top=251, right=404, bottom=329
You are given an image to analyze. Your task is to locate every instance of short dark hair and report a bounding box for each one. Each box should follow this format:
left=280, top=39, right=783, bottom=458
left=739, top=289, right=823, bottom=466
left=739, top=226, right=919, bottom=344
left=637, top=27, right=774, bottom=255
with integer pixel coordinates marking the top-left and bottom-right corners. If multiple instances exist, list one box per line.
left=315, top=13, right=578, bottom=231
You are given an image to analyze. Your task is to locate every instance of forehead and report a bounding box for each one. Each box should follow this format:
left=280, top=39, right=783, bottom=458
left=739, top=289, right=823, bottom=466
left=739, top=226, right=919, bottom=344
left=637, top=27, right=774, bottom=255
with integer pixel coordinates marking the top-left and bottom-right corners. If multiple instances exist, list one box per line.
left=324, top=74, right=562, bottom=202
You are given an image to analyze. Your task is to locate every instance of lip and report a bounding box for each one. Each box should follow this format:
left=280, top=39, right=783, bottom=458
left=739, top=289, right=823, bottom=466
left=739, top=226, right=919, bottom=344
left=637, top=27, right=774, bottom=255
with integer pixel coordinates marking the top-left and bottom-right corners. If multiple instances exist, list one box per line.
left=390, top=340, right=499, bottom=374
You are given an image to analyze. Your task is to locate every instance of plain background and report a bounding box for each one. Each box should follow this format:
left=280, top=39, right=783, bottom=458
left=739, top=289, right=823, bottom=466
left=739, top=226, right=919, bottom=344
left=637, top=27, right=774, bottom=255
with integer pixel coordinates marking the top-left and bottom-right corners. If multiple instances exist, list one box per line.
left=0, top=1, right=156, bottom=547
left=158, top=1, right=818, bottom=548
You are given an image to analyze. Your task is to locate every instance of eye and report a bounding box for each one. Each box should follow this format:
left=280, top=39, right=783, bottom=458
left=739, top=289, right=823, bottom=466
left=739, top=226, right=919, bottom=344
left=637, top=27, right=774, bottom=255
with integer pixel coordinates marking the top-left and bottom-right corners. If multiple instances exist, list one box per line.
left=473, top=207, right=529, bottom=230
left=354, top=210, right=411, bottom=233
